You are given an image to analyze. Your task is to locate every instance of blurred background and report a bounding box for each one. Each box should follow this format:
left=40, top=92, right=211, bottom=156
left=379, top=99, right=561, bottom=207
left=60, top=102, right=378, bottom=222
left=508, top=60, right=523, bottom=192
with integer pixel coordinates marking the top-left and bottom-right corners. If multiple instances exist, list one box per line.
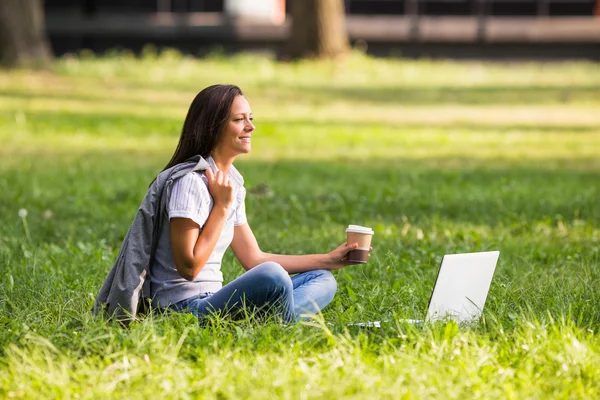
left=1, top=0, right=600, bottom=65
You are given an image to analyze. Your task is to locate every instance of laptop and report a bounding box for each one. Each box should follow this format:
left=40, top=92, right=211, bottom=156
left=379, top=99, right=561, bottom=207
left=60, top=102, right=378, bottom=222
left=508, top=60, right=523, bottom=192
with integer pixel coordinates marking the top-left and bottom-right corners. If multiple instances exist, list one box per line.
left=351, top=250, right=500, bottom=327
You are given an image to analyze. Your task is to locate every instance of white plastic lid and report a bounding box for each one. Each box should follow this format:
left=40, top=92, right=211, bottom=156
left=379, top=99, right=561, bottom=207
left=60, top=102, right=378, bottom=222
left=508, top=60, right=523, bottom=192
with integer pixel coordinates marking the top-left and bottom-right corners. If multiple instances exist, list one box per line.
left=346, top=225, right=374, bottom=235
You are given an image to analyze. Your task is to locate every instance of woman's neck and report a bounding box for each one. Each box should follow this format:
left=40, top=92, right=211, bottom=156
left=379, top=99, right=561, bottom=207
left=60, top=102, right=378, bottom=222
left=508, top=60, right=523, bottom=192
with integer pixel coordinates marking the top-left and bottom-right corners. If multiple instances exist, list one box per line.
left=210, top=150, right=235, bottom=173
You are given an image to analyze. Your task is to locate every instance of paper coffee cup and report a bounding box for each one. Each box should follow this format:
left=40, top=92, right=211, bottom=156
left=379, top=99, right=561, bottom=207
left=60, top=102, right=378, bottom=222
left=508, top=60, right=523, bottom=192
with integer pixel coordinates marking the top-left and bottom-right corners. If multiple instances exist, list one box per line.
left=346, top=225, right=374, bottom=264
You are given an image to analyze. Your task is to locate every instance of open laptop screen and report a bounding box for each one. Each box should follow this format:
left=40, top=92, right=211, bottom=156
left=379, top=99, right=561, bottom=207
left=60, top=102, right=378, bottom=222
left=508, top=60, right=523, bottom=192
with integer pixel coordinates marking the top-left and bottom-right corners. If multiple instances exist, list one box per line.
left=425, top=251, right=499, bottom=323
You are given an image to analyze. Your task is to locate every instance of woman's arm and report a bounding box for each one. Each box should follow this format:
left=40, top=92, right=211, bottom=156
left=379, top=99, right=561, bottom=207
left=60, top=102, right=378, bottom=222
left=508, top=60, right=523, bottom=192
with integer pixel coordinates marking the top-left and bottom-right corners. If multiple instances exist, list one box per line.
left=170, top=207, right=228, bottom=281
left=231, top=223, right=362, bottom=273
left=170, top=169, right=233, bottom=281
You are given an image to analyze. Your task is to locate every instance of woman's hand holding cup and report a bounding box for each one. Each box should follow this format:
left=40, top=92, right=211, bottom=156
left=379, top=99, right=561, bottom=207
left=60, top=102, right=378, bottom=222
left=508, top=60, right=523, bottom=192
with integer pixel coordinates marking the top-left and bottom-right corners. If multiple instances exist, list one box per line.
left=325, top=230, right=373, bottom=270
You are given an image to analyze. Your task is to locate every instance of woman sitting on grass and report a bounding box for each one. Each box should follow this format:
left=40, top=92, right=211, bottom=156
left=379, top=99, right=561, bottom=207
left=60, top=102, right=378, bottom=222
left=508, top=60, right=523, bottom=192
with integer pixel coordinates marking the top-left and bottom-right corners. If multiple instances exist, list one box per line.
left=145, top=84, right=368, bottom=323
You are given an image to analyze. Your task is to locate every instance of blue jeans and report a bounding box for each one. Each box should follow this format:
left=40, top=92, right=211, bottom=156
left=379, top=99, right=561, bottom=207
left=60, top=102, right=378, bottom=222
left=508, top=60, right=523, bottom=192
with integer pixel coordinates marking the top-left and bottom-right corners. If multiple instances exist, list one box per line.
left=170, top=262, right=337, bottom=323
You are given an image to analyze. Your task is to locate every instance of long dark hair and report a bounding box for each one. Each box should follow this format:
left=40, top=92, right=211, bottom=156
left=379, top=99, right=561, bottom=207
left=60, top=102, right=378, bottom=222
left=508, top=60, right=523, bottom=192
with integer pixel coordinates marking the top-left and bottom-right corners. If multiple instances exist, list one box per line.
left=162, top=84, right=243, bottom=172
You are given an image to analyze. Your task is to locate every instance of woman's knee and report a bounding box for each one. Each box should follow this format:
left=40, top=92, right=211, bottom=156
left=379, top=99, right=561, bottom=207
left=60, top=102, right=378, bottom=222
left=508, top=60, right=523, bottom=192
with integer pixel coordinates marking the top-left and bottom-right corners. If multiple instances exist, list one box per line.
left=315, top=269, right=338, bottom=295
left=253, top=261, right=292, bottom=291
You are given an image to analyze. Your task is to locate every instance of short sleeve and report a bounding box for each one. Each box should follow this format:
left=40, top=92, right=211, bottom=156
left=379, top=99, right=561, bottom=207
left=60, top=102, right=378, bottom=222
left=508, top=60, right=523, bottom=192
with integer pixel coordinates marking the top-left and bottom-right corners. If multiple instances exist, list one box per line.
left=234, top=187, right=247, bottom=226
left=168, top=172, right=211, bottom=227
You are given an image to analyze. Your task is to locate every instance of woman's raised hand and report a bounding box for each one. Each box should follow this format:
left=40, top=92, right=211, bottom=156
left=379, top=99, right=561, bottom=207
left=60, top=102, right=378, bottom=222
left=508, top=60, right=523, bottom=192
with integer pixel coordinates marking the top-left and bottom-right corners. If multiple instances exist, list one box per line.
left=205, top=168, right=234, bottom=209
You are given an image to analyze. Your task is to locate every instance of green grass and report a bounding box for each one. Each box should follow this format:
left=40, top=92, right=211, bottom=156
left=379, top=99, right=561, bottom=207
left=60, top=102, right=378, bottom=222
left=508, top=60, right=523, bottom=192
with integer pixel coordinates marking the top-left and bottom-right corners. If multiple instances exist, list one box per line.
left=1, top=50, right=600, bottom=399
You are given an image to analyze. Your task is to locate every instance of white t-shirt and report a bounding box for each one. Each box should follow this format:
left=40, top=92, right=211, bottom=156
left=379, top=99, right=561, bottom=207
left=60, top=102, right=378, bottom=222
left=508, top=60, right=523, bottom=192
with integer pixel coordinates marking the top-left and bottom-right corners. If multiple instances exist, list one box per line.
left=150, top=160, right=247, bottom=307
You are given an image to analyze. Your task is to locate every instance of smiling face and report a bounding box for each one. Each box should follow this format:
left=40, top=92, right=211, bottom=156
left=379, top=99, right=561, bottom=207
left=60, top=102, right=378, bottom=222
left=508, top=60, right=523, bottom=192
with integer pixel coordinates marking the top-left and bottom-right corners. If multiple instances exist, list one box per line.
left=214, top=95, right=255, bottom=158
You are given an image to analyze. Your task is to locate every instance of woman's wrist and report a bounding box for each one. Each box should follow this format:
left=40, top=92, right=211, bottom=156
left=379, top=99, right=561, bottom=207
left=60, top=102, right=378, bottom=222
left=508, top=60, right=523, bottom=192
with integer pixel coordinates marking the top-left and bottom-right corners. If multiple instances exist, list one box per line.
left=211, top=204, right=230, bottom=216
left=321, top=252, right=336, bottom=269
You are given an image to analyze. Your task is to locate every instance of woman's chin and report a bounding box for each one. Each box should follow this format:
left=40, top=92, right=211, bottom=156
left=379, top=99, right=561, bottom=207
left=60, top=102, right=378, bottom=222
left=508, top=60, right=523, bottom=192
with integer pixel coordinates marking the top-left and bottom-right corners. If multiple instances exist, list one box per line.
left=223, top=145, right=251, bottom=157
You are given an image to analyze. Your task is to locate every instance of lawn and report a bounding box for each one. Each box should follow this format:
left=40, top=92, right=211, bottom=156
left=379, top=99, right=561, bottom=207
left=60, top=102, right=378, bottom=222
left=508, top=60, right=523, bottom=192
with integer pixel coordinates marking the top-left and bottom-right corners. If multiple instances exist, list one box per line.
left=0, top=51, right=599, bottom=399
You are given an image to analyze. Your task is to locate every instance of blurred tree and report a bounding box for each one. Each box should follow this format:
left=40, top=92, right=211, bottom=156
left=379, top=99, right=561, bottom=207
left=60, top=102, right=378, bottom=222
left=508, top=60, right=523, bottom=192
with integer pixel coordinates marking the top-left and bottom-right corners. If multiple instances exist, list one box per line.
left=288, top=0, right=350, bottom=59
left=0, top=0, right=52, bottom=67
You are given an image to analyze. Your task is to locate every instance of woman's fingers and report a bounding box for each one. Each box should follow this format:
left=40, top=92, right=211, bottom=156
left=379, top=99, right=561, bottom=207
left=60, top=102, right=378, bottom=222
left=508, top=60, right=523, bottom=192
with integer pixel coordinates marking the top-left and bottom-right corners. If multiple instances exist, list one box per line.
left=204, top=169, right=233, bottom=207
left=205, top=167, right=214, bottom=183
left=209, top=170, right=232, bottom=187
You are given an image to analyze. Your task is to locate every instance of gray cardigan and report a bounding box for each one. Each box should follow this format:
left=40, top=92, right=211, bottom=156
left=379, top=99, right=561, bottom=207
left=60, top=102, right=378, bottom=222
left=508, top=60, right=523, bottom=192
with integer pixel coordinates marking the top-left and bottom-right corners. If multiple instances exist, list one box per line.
left=92, top=156, right=210, bottom=323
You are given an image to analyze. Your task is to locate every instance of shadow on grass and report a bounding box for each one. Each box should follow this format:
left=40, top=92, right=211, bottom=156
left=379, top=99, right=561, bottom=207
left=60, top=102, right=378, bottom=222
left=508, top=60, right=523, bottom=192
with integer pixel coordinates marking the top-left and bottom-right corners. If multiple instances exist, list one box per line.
left=0, top=87, right=191, bottom=109
left=266, top=83, right=600, bottom=106
left=0, top=110, right=181, bottom=137
left=2, top=82, right=600, bottom=108
left=1, top=110, right=599, bottom=137
left=239, top=159, right=600, bottom=227
left=1, top=153, right=598, bottom=247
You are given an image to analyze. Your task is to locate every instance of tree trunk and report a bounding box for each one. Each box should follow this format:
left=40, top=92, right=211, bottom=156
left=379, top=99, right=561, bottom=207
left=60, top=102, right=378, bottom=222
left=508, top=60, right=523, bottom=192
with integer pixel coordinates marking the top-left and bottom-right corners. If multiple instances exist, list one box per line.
left=288, top=0, right=350, bottom=59
left=0, top=0, right=52, bottom=67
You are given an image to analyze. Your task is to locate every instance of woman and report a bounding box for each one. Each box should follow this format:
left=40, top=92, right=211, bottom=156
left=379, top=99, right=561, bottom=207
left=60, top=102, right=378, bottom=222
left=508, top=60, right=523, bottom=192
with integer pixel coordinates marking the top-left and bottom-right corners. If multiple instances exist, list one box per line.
left=150, top=84, right=367, bottom=323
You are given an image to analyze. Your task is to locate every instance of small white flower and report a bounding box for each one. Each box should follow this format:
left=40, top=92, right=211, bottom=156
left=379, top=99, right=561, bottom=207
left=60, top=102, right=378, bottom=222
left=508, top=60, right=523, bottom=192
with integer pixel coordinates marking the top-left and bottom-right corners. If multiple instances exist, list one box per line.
left=43, top=210, right=53, bottom=219
left=18, top=208, right=28, bottom=218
